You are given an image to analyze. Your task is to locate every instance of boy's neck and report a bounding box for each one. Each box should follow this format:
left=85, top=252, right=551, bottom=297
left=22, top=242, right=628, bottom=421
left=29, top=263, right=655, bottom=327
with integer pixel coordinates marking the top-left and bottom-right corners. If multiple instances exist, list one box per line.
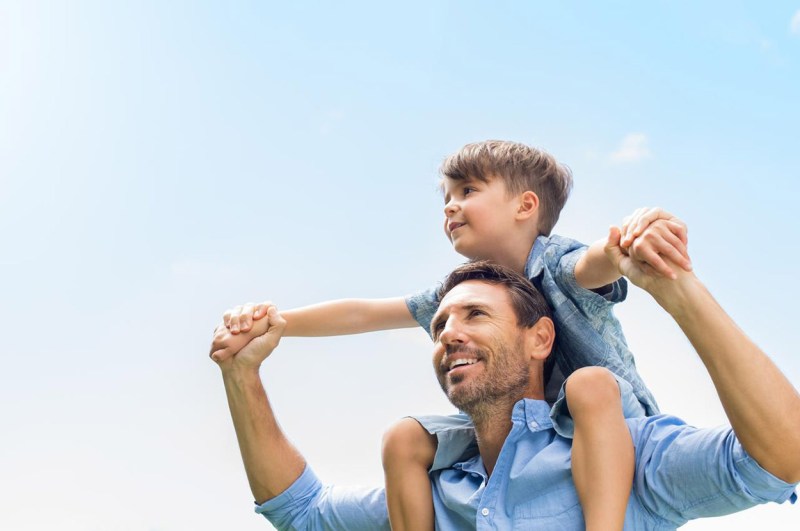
left=478, top=235, right=538, bottom=275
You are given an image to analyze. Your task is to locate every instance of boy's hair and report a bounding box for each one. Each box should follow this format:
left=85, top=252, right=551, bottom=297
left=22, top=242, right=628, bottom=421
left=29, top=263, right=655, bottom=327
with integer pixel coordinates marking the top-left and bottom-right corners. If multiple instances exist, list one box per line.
left=440, top=140, right=573, bottom=236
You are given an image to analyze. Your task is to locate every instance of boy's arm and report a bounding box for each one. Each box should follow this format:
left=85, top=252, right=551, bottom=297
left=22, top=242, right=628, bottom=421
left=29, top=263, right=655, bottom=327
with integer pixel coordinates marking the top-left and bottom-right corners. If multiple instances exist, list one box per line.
left=213, top=297, right=417, bottom=362
left=281, top=297, right=417, bottom=336
left=574, top=210, right=691, bottom=290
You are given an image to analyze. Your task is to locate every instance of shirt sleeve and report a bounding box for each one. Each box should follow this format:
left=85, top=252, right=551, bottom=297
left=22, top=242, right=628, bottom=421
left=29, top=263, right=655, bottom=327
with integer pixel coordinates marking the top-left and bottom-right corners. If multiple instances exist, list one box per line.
left=554, top=245, right=627, bottom=307
left=404, top=283, right=441, bottom=337
left=630, top=415, right=798, bottom=527
left=255, top=465, right=391, bottom=531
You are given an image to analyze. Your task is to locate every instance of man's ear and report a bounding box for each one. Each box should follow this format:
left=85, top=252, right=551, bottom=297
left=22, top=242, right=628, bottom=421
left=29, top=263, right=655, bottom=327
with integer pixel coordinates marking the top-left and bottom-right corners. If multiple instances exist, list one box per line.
left=524, top=316, right=555, bottom=362
left=516, top=191, right=539, bottom=221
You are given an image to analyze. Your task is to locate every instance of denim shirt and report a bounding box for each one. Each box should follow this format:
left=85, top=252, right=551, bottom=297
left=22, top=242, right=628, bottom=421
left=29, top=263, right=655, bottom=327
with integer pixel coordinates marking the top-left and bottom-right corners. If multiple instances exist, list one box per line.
left=405, top=234, right=660, bottom=428
left=256, top=399, right=797, bottom=530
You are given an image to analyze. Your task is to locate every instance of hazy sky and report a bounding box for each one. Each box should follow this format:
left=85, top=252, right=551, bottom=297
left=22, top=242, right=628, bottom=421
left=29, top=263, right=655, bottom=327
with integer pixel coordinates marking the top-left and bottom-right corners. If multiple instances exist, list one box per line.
left=1, top=2, right=798, bottom=530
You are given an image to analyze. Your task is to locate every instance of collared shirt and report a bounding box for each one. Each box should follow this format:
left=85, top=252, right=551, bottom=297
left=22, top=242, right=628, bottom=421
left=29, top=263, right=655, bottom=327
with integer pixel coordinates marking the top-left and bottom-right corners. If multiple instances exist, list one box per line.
left=256, top=399, right=797, bottom=530
left=405, top=234, right=660, bottom=425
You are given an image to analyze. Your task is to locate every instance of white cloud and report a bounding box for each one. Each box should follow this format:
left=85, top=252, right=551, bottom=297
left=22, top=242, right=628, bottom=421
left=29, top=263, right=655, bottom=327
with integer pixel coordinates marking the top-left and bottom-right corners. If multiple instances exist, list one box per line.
left=610, top=132, right=651, bottom=163
left=791, top=10, right=800, bottom=34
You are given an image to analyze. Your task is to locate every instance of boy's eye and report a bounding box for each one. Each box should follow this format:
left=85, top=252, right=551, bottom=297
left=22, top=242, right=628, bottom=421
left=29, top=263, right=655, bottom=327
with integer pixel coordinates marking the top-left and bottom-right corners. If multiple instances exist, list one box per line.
left=463, top=186, right=475, bottom=195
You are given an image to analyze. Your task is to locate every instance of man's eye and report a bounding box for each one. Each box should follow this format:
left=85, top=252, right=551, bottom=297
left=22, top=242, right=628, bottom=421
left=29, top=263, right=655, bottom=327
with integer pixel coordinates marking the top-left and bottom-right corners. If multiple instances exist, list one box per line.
left=432, top=322, right=445, bottom=338
left=468, top=309, right=485, bottom=318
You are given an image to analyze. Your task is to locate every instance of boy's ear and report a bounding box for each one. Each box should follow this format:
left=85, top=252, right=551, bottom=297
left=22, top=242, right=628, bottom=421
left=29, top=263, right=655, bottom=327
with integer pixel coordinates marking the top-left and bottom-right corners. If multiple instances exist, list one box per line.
left=516, top=191, right=540, bottom=221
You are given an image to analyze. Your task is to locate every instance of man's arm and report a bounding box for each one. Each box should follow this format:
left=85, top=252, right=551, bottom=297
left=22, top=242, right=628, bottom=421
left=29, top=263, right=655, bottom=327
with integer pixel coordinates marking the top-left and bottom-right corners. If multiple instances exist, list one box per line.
left=606, top=227, right=800, bottom=483
left=211, top=307, right=392, bottom=530
left=213, top=308, right=305, bottom=502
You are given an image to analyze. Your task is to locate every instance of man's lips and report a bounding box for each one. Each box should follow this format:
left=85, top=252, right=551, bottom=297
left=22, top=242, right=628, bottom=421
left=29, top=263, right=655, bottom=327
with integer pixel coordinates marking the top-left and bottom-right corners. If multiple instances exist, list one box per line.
left=441, top=352, right=483, bottom=374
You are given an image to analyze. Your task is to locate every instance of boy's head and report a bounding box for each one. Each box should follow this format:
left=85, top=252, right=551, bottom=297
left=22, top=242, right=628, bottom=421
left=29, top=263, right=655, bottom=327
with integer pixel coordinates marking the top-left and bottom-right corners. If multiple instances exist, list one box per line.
left=440, top=140, right=573, bottom=237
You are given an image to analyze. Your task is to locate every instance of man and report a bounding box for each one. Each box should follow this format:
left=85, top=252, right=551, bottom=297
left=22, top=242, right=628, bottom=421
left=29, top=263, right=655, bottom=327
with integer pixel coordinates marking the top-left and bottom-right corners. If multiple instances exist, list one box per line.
left=210, top=227, right=799, bottom=529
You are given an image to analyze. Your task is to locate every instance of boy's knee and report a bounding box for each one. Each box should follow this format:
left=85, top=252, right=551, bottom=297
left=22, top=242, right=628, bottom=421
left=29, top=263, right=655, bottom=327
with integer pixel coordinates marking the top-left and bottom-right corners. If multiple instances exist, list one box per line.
left=565, top=367, right=620, bottom=412
left=381, top=418, right=436, bottom=471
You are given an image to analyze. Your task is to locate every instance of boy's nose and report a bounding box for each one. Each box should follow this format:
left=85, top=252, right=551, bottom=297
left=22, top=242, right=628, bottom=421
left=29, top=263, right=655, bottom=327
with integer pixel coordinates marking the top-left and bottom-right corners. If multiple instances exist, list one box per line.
left=444, top=200, right=459, bottom=217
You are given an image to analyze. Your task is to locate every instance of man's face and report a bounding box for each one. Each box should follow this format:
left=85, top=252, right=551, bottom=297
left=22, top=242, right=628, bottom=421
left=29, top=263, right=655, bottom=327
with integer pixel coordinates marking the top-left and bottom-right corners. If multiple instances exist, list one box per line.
left=431, top=280, right=532, bottom=412
left=442, top=176, right=520, bottom=260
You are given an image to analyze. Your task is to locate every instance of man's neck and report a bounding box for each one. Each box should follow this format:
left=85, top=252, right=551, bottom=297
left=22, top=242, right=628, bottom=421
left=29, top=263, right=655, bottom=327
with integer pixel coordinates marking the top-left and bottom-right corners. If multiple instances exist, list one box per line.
left=469, top=397, right=519, bottom=476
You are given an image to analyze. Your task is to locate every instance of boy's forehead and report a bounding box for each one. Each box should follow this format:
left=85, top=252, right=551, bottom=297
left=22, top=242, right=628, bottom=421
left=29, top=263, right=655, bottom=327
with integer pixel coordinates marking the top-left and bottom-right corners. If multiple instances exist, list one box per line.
left=441, top=173, right=496, bottom=194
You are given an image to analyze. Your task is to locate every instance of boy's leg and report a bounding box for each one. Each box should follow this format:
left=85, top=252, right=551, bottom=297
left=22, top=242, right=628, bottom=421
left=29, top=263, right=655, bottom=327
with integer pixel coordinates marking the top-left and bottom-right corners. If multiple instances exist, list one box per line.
left=566, top=367, right=633, bottom=531
left=381, top=417, right=438, bottom=531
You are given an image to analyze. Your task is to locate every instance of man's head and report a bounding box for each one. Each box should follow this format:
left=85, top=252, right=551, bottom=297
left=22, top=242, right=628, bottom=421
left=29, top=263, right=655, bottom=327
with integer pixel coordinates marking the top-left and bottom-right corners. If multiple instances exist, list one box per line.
left=440, top=141, right=572, bottom=261
left=430, top=261, right=555, bottom=419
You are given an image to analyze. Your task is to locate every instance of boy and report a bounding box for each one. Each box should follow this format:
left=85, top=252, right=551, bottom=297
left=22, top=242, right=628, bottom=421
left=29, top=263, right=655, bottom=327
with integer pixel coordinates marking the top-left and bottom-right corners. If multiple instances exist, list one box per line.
left=213, top=141, right=690, bottom=530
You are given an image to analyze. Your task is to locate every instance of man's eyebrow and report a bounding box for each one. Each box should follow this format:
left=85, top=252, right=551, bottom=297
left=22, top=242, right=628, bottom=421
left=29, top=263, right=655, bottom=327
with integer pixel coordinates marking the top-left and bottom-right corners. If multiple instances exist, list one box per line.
left=430, top=302, right=491, bottom=336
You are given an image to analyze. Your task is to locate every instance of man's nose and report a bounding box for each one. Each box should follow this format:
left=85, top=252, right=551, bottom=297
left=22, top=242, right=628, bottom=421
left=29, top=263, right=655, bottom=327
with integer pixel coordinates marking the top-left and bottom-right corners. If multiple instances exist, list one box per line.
left=440, top=317, right=466, bottom=345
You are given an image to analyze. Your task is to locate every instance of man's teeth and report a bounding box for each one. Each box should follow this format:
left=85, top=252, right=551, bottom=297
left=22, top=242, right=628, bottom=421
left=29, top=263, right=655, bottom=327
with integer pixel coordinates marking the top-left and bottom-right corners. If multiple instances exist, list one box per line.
left=449, top=358, right=478, bottom=370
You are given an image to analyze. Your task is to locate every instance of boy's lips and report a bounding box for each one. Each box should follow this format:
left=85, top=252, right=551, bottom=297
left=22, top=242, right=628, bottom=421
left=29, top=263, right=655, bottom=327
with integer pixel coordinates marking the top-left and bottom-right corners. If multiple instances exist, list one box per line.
left=448, top=221, right=465, bottom=234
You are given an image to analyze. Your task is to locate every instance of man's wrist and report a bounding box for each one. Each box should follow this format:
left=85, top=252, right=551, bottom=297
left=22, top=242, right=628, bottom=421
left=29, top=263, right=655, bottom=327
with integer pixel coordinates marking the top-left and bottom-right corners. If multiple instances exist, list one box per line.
left=649, top=273, right=706, bottom=320
left=220, top=362, right=262, bottom=383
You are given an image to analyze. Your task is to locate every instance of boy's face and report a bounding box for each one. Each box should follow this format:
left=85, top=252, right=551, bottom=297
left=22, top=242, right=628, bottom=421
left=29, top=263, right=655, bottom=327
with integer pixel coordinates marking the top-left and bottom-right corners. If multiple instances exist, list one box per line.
left=442, top=176, right=521, bottom=260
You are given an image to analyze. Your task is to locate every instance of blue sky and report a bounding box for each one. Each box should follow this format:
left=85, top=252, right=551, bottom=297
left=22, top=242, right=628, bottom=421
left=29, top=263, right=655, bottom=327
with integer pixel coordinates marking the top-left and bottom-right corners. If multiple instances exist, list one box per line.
left=1, top=2, right=799, bottom=529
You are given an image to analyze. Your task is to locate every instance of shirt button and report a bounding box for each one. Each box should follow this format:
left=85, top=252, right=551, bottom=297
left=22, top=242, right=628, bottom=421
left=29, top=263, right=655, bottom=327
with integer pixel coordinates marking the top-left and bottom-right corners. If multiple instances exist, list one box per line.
left=481, top=508, right=490, bottom=516
left=528, top=420, right=538, bottom=429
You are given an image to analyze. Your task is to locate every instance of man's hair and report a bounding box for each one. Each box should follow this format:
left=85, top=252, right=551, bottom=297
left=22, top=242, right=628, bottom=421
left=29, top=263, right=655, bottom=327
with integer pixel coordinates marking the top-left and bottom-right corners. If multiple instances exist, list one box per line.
left=437, top=260, right=555, bottom=377
left=440, top=140, right=573, bottom=236
left=438, top=260, right=552, bottom=329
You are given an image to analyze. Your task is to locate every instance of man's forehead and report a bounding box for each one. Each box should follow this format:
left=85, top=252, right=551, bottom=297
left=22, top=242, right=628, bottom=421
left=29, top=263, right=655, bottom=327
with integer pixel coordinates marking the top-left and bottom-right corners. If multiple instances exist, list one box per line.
left=436, top=280, right=511, bottom=315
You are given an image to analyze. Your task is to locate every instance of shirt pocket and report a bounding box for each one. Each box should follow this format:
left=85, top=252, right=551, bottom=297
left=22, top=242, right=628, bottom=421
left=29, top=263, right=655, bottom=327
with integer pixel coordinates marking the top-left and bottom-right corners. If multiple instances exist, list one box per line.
left=511, top=486, right=583, bottom=530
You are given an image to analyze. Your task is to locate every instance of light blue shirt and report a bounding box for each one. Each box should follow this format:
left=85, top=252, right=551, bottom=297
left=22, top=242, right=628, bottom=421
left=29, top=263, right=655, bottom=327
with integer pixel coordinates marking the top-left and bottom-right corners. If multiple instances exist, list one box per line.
left=256, top=399, right=797, bottom=530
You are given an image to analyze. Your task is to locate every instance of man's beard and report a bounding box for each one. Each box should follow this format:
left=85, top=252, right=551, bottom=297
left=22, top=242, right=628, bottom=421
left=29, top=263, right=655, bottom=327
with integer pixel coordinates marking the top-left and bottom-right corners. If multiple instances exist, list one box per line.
left=438, top=337, right=530, bottom=417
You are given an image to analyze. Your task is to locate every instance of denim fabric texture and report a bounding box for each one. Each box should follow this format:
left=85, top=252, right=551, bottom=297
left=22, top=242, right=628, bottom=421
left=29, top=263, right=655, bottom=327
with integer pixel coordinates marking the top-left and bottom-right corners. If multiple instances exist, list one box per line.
left=256, top=400, right=797, bottom=530
left=405, top=234, right=659, bottom=439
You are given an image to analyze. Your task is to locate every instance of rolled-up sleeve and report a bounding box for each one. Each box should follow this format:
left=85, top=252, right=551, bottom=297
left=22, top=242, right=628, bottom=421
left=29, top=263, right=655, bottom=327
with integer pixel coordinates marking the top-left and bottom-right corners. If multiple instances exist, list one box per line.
left=631, top=416, right=797, bottom=527
left=255, top=465, right=390, bottom=530
left=555, top=246, right=627, bottom=307
left=405, top=283, right=441, bottom=337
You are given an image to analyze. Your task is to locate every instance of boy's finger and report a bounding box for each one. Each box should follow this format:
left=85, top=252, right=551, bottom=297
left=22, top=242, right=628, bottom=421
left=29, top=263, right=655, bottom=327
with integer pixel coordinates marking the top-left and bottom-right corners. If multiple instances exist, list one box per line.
left=239, top=303, right=255, bottom=332
left=632, top=207, right=667, bottom=237
left=622, top=207, right=648, bottom=245
left=223, top=310, right=232, bottom=329
left=229, top=305, right=243, bottom=334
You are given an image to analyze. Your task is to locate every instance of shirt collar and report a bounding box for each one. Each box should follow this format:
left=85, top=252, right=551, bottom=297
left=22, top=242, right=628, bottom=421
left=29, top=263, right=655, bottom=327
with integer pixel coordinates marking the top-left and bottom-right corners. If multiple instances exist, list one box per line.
left=523, top=235, right=549, bottom=279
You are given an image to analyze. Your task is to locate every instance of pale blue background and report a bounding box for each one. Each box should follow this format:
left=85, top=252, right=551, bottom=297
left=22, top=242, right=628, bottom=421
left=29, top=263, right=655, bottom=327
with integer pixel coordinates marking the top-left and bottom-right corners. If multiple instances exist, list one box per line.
left=1, top=1, right=798, bottom=529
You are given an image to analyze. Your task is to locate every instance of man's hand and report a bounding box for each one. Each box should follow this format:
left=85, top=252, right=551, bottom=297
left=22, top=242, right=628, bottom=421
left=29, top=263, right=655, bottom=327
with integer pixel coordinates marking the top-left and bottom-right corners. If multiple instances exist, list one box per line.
left=620, top=208, right=691, bottom=280
left=225, top=302, right=272, bottom=334
left=605, top=225, right=694, bottom=300
left=210, top=305, right=285, bottom=370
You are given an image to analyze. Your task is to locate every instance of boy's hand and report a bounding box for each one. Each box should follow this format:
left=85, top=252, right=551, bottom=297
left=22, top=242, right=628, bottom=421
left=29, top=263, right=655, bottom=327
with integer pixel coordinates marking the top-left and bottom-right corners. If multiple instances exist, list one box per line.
left=624, top=214, right=691, bottom=280
left=620, top=207, right=688, bottom=250
left=210, top=305, right=285, bottom=367
left=211, top=302, right=275, bottom=362
left=224, top=302, right=271, bottom=334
